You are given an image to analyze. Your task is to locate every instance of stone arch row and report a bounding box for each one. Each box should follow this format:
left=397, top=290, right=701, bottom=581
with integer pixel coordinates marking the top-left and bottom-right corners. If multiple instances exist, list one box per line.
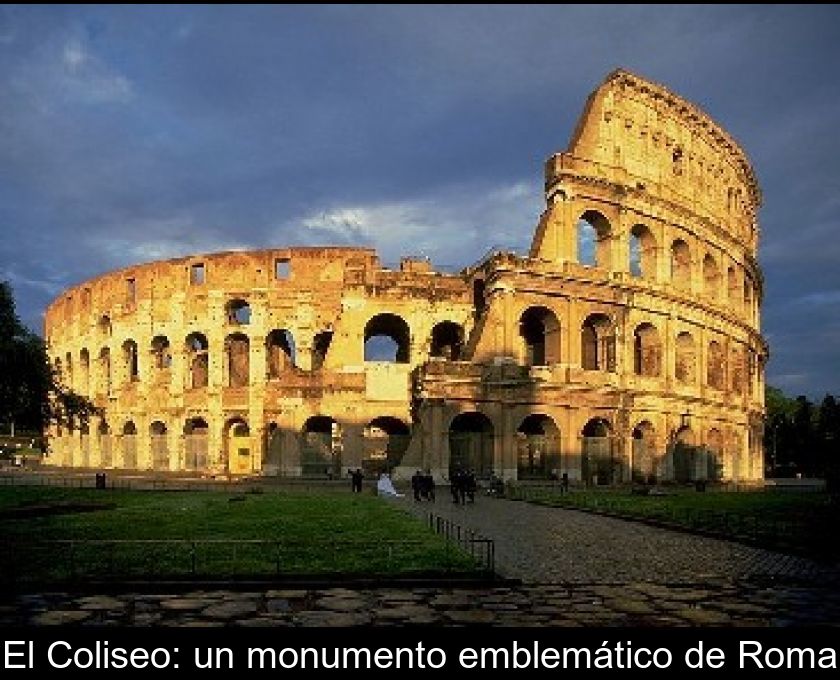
left=576, top=209, right=758, bottom=310
left=518, top=305, right=755, bottom=392
left=60, top=316, right=467, bottom=392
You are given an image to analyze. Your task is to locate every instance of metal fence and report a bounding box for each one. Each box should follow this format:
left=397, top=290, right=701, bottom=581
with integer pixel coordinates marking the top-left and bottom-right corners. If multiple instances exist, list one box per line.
left=426, top=513, right=495, bottom=575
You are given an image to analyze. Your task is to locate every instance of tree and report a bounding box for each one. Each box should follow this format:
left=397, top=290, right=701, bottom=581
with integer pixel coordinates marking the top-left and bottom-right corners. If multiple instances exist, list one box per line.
left=0, top=281, right=99, bottom=435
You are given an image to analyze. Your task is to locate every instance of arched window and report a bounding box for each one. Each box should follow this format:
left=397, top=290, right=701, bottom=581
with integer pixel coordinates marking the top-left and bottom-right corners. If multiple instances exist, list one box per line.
left=629, top=224, right=656, bottom=279
left=122, top=421, right=137, bottom=469
left=79, top=348, right=90, bottom=394
left=430, top=321, right=464, bottom=360
left=185, top=333, right=209, bottom=389
left=151, top=336, right=171, bottom=370
left=520, top=307, right=560, bottom=366
left=577, top=210, right=612, bottom=268
left=675, top=332, right=696, bottom=384
left=631, top=421, right=656, bottom=482
left=449, top=412, right=494, bottom=479
left=730, top=346, right=745, bottom=395
left=633, top=323, right=661, bottom=377
left=670, top=239, right=691, bottom=288
left=516, top=414, right=561, bottom=479
left=582, top=418, right=615, bottom=484
left=184, top=417, right=209, bottom=471
left=703, top=254, right=720, bottom=299
left=225, top=333, right=250, bottom=387
left=743, top=276, right=754, bottom=319
left=150, top=421, right=168, bottom=471
left=98, top=315, right=112, bottom=337
left=581, top=313, right=615, bottom=371
left=122, top=339, right=139, bottom=382
left=364, top=313, right=410, bottom=363
left=301, top=416, right=342, bottom=477
left=707, top=340, right=725, bottom=389
left=225, top=299, right=251, bottom=325
left=363, top=416, right=411, bottom=472
left=727, top=266, right=739, bottom=306
left=99, top=347, right=111, bottom=394
left=267, top=329, right=295, bottom=378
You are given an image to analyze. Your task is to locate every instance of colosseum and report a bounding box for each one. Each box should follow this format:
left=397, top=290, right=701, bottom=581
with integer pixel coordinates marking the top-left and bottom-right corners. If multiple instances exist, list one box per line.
left=44, top=69, right=767, bottom=484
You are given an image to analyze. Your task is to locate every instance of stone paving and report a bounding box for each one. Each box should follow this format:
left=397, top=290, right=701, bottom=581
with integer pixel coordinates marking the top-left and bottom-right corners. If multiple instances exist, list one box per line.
left=3, top=495, right=839, bottom=627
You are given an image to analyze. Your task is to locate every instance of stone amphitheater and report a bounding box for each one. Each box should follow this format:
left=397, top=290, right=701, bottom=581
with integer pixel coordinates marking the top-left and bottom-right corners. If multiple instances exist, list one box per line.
left=44, top=69, right=767, bottom=483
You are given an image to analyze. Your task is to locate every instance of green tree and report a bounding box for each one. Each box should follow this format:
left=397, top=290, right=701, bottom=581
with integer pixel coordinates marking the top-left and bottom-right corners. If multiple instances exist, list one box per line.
left=0, top=280, right=99, bottom=435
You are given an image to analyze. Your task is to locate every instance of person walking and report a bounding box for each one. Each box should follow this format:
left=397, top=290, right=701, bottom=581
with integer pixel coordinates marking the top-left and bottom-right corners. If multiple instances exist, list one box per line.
left=411, top=469, right=422, bottom=501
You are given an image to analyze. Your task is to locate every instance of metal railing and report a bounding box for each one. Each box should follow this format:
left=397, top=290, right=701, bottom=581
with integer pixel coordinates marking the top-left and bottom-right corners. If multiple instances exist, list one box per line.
left=426, top=513, right=495, bottom=574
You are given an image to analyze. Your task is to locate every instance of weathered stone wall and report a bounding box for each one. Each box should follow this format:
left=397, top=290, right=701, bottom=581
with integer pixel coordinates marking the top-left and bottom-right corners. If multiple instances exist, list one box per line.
left=45, top=69, right=767, bottom=483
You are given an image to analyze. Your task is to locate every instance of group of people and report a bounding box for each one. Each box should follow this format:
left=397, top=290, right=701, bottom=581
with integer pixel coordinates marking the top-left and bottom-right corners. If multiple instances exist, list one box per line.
left=410, top=470, right=436, bottom=502
left=449, top=468, right=477, bottom=504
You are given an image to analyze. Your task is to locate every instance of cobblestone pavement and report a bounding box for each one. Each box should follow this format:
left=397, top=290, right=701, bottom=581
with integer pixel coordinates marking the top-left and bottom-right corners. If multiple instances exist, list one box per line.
left=400, top=495, right=837, bottom=584
left=4, top=495, right=839, bottom=627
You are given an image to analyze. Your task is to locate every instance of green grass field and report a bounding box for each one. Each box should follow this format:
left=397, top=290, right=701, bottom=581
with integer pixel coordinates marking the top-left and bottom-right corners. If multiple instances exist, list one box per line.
left=0, top=487, right=481, bottom=583
left=508, top=485, right=838, bottom=560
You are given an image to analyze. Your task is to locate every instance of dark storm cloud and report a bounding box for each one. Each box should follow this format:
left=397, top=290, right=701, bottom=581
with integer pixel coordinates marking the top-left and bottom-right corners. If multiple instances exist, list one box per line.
left=1, top=5, right=838, bottom=397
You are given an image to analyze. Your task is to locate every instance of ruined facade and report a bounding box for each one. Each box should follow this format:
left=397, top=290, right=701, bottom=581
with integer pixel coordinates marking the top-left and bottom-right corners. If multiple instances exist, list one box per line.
left=44, top=70, right=767, bottom=483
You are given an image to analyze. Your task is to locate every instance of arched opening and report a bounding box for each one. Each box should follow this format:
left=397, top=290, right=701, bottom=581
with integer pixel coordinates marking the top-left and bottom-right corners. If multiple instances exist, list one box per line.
left=263, top=422, right=283, bottom=475
left=183, top=417, right=209, bottom=471
left=363, top=416, right=411, bottom=476
left=266, top=329, right=295, bottom=378
left=670, top=239, right=691, bottom=288
left=150, top=421, right=168, bottom=471
left=705, top=428, right=724, bottom=481
left=449, top=412, right=494, bottom=479
left=122, top=339, right=139, bottom=383
left=151, top=336, right=172, bottom=371
left=225, top=418, right=252, bottom=474
left=185, top=333, right=209, bottom=389
left=225, top=298, right=251, bottom=325
left=577, top=210, right=612, bottom=268
left=98, top=420, right=112, bottom=468
left=727, top=266, right=739, bottom=306
left=430, top=321, right=464, bottom=360
left=98, top=347, right=111, bottom=395
left=225, top=333, right=250, bottom=387
left=633, top=323, right=661, bottom=377
left=301, top=416, right=342, bottom=477
left=364, top=313, right=410, bottom=363
left=581, top=418, right=616, bottom=485
left=64, top=353, right=73, bottom=389
left=743, top=276, right=754, bottom=319
left=581, top=313, right=615, bottom=371
left=122, top=421, right=137, bottom=469
left=98, top=315, right=112, bottom=337
left=517, top=414, right=561, bottom=479
left=730, top=346, right=745, bottom=395
left=632, top=421, right=656, bottom=483
left=80, top=348, right=90, bottom=394
left=520, top=307, right=560, bottom=366
left=703, top=254, right=720, bottom=300
left=673, top=426, right=698, bottom=482
left=629, top=224, right=656, bottom=279
left=675, top=331, right=696, bottom=384
left=312, top=330, right=333, bottom=371
left=707, top=340, right=725, bottom=390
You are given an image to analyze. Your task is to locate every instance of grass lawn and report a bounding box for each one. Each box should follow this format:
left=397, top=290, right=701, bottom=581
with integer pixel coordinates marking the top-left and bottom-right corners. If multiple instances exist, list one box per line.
left=0, top=487, right=480, bottom=583
left=508, top=485, right=838, bottom=561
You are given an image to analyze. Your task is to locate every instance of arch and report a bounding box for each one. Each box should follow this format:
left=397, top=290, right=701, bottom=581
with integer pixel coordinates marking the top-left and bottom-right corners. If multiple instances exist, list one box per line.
left=122, top=339, right=139, bottom=383
left=673, top=426, right=699, bottom=482
left=581, top=417, right=616, bottom=485
left=629, top=223, right=657, bottom=279
left=449, top=412, right=494, bottom=479
left=225, top=298, right=251, bottom=325
left=150, top=420, right=169, bottom=471
left=225, top=333, right=249, bottom=387
left=263, top=421, right=283, bottom=474
left=743, top=275, right=754, bottom=318
left=80, top=348, right=90, bottom=394
left=266, top=329, right=295, bottom=378
left=516, top=414, right=561, bottom=479
left=633, top=322, right=661, bottom=377
left=727, top=265, right=739, bottom=306
left=225, top=417, right=252, bottom=474
left=301, top=415, right=342, bottom=477
left=122, top=420, right=137, bottom=469
left=577, top=210, right=612, bottom=268
left=363, top=416, right=411, bottom=475
left=185, top=333, right=209, bottom=389
left=151, top=336, right=172, bottom=370
left=670, top=239, right=691, bottom=288
left=183, top=417, right=209, bottom=471
left=312, top=330, right=333, bottom=371
left=98, top=419, right=112, bottom=468
left=519, top=307, right=560, bottom=366
left=430, top=321, right=464, bottom=360
left=675, top=331, right=696, bottom=384
left=631, top=420, right=656, bottom=482
left=98, top=347, right=111, bottom=394
left=364, top=313, right=410, bottom=363
left=581, top=313, right=615, bottom=371
left=98, top=315, right=112, bottom=337
left=730, top=345, right=745, bottom=395
left=702, top=253, right=721, bottom=299
left=707, top=340, right=725, bottom=389
left=706, top=428, right=724, bottom=481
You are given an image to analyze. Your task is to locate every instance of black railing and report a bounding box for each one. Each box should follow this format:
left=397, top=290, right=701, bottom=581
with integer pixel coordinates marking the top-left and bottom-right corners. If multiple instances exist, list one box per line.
left=426, top=513, right=495, bottom=575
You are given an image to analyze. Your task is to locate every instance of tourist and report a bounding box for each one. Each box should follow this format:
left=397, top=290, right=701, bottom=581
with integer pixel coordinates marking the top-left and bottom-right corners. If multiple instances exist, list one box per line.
left=411, top=470, right=422, bottom=501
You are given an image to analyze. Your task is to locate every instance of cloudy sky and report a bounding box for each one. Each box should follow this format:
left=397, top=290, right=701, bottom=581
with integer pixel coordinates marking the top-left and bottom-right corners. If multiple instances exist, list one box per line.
left=1, top=5, right=838, bottom=398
